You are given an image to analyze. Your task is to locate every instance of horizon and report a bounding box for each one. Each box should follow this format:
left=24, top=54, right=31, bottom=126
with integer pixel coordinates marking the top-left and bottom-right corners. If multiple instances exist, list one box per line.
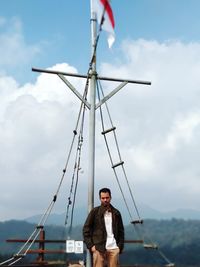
left=1, top=201, right=200, bottom=224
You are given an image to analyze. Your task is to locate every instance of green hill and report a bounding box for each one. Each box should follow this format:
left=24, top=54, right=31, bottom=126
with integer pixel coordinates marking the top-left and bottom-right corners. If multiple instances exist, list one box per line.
left=0, top=219, right=200, bottom=266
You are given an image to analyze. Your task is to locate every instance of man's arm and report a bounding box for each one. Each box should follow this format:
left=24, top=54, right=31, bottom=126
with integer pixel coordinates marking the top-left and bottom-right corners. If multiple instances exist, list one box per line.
left=118, top=212, right=125, bottom=253
left=82, top=209, right=95, bottom=250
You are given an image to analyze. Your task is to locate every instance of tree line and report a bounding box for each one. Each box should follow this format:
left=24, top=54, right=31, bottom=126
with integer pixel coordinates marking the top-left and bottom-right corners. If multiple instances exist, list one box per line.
left=0, top=218, right=200, bottom=266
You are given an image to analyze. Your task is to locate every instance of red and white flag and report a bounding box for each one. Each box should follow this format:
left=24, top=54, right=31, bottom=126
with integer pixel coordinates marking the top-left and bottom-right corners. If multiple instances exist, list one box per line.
left=93, top=0, right=115, bottom=48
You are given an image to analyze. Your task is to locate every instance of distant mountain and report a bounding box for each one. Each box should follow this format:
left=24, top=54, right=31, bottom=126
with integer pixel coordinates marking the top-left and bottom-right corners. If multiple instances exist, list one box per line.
left=1, top=218, right=200, bottom=266
left=25, top=207, right=87, bottom=226
left=24, top=203, right=200, bottom=226
left=164, top=208, right=200, bottom=220
left=138, top=203, right=200, bottom=220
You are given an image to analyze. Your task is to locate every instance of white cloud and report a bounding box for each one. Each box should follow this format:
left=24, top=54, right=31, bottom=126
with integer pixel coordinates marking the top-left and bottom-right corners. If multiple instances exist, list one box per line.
left=0, top=18, right=40, bottom=68
left=0, top=17, right=41, bottom=76
left=165, top=111, right=200, bottom=151
left=98, top=39, right=200, bottom=211
left=1, top=25, right=200, bottom=219
left=0, top=62, right=88, bottom=220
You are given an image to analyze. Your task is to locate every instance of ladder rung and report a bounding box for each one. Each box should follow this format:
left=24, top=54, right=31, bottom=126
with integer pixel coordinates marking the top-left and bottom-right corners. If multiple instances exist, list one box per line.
left=102, top=127, right=116, bottom=135
left=112, top=161, right=124, bottom=168
left=131, top=219, right=143, bottom=224
left=143, top=243, right=158, bottom=249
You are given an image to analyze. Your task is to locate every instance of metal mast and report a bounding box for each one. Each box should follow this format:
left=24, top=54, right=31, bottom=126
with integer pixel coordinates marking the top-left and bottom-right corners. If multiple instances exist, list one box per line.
left=88, top=0, right=97, bottom=216
left=85, top=2, right=97, bottom=266
left=32, top=3, right=151, bottom=266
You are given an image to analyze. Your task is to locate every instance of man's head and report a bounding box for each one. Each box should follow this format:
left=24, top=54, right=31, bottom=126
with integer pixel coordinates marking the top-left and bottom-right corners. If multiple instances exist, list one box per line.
left=99, top=188, right=111, bottom=207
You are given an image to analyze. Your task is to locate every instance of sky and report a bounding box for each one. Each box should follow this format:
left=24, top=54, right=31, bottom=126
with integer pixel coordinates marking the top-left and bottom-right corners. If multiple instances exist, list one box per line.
left=1, top=0, right=200, bottom=222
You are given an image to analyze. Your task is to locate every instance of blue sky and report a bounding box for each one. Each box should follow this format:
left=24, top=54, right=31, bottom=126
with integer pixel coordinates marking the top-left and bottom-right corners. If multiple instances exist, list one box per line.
left=1, top=1, right=200, bottom=221
left=1, top=0, right=200, bottom=83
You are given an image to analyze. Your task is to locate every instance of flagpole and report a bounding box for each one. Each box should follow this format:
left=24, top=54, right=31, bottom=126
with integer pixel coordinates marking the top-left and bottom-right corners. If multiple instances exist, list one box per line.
left=86, top=1, right=97, bottom=267
left=88, top=0, right=97, bottom=216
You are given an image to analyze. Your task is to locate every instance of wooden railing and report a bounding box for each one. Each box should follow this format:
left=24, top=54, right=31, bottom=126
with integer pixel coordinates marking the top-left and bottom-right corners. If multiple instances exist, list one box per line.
left=7, top=229, right=145, bottom=266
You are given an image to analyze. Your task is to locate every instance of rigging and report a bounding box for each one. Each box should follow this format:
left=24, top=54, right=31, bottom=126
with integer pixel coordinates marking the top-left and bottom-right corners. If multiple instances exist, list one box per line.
left=0, top=2, right=174, bottom=266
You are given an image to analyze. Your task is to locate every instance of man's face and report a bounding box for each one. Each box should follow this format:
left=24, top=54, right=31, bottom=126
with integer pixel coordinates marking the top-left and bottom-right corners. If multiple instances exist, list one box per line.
left=100, top=192, right=111, bottom=207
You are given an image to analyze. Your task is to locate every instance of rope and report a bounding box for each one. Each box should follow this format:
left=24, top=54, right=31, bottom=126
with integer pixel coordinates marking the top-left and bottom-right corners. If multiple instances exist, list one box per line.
left=1, top=3, right=174, bottom=265
left=90, top=0, right=111, bottom=67
left=65, top=105, right=86, bottom=236
left=62, top=2, right=108, bottom=235
left=97, top=79, right=142, bottom=221
left=96, top=81, right=144, bottom=244
left=96, top=79, right=174, bottom=266
left=0, top=227, right=43, bottom=266
left=0, top=71, right=90, bottom=266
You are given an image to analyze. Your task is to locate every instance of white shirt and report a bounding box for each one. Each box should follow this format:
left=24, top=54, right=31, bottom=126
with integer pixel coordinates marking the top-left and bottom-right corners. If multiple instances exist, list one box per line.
left=104, top=211, right=118, bottom=249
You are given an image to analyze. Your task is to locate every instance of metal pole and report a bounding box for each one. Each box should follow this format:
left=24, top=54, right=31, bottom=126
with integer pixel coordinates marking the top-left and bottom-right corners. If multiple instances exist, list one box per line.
left=86, top=1, right=97, bottom=267
left=32, top=67, right=151, bottom=85
left=88, top=0, right=97, bottom=214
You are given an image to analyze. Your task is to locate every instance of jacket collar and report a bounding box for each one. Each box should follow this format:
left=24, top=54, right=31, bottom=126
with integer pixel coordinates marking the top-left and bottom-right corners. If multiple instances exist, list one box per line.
left=99, top=204, right=115, bottom=215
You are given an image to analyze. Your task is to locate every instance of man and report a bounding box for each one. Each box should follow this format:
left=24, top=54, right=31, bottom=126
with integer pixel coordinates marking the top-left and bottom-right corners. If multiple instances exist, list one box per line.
left=83, top=188, right=124, bottom=267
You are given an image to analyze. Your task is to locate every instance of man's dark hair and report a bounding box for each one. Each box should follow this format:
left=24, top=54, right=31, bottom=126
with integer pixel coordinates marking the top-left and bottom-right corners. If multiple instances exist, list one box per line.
left=99, top=188, right=111, bottom=197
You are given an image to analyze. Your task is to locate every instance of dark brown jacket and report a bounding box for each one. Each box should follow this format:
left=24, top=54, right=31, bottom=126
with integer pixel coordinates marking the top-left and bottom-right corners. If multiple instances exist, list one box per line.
left=82, top=204, right=124, bottom=253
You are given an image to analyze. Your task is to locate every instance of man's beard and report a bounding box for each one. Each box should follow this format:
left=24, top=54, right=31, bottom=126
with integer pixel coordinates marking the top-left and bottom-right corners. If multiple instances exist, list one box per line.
left=102, top=202, right=110, bottom=207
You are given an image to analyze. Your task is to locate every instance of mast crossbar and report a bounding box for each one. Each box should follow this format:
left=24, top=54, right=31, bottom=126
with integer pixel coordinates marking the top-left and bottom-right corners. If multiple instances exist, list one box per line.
left=58, top=74, right=91, bottom=109
left=32, top=67, right=151, bottom=85
left=96, top=81, right=128, bottom=109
